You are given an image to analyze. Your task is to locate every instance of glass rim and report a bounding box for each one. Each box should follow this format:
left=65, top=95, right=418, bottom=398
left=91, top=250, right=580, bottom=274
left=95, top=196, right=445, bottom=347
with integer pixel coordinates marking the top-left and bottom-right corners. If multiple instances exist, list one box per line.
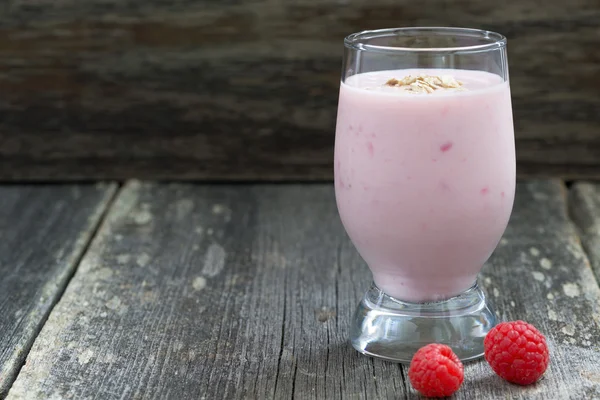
left=344, top=27, right=507, bottom=54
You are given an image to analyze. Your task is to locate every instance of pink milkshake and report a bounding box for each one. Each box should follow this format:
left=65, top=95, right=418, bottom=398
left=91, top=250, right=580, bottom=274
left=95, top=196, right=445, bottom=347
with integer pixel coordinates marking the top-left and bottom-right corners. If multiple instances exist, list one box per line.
left=335, top=69, right=515, bottom=302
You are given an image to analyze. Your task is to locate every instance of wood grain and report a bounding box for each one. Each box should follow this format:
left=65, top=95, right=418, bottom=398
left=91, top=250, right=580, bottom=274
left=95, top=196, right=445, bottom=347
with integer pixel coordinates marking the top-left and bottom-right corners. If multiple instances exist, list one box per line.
left=0, top=0, right=598, bottom=180
left=7, top=181, right=600, bottom=399
left=0, top=183, right=117, bottom=399
left=569, top=182, right=600, bottom=281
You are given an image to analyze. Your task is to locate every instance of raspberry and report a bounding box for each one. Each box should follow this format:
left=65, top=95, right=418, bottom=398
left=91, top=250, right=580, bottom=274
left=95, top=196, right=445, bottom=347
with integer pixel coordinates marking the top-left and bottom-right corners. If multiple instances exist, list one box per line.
left=484, top=320, right=549, bottom=385
left=408, top=344, right=464, bottom=398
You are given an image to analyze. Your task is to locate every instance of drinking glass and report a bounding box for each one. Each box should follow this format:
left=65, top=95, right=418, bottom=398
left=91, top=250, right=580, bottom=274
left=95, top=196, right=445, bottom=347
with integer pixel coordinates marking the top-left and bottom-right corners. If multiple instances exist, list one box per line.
left=334, top=27, right=515, bottom=363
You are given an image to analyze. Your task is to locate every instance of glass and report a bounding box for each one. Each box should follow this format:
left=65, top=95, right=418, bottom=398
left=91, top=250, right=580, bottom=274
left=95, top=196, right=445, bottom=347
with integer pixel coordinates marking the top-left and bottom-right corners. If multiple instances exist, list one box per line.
left=334, top=27, right=515, bottom=363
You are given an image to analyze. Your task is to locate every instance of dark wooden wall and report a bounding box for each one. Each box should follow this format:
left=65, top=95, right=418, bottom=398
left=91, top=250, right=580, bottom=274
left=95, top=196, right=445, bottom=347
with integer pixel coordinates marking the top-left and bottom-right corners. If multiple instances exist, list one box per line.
left=0, top=0, right=598, bottom=181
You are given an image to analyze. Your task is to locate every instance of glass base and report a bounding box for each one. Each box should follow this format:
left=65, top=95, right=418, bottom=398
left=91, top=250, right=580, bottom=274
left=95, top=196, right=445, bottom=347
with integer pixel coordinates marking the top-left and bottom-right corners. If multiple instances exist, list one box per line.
left=350, top=282, right=497, bottom=364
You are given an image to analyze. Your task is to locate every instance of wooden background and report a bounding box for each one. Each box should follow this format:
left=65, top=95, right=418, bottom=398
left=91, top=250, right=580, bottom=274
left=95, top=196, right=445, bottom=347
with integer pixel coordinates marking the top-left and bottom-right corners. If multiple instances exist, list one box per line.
left=0, top=0, right=598, bottom=181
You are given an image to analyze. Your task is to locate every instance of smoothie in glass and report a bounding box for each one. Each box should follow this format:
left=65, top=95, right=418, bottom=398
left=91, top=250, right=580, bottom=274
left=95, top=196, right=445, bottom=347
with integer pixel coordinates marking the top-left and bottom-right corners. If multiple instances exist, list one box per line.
left=335, top=68, right=515, bottom=302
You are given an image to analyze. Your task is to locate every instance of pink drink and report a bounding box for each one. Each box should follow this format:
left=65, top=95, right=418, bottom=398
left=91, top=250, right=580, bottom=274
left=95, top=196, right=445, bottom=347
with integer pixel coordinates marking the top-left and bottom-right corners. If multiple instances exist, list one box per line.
left=335, top=69, right=515, bottom=302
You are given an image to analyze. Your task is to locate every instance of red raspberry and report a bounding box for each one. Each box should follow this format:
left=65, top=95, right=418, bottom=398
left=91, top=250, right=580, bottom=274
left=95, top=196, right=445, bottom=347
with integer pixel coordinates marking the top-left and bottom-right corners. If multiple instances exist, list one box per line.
left=408, top=344, right=464, bottom=398
left=484, top=320, right=549, bottom=385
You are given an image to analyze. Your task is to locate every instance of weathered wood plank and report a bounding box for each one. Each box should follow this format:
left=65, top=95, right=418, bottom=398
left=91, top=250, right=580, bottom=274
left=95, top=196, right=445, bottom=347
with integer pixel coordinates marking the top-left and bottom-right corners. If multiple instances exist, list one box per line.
left=569, top=182, right=600, bottom=281
left=7, top=181, right=600, bottom=399
left=0, top=1, right=598, bottom=180
left=0, top=183, right=117, bottom=398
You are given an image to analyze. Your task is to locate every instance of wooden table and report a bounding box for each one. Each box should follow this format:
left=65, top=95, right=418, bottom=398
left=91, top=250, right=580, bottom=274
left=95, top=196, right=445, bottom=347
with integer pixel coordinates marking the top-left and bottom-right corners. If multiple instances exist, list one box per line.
left=0, top=181, right=599, bottom=399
